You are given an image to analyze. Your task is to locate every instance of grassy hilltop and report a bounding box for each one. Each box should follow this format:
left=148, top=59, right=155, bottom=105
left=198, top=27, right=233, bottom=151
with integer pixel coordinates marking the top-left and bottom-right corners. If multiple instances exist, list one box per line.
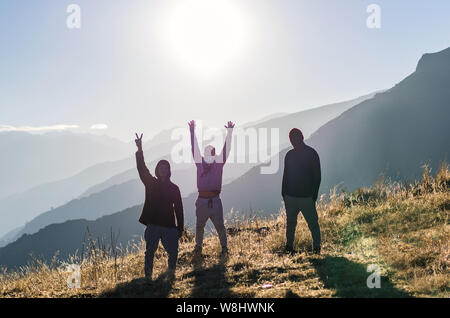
left=1, top=164, right=448, bottom=298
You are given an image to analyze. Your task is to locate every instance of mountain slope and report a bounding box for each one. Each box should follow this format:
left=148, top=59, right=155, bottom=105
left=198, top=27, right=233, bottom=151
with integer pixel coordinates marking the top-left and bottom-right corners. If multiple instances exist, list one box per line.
left=183, top=47, right=450, bottom=217
left=246, top=92, right=378, bottom=149
left=10, top=180, right=144, bottom=241
left=0, top=205, right=144, bottom=269
left=0, top=158, right=134, bottom=240
left=309, top=46, right=450, bottom=193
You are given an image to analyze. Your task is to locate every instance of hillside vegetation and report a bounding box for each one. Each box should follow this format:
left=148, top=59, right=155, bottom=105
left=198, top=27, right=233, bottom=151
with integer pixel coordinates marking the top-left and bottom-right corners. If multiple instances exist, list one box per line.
left=0, top=164, right=448, bottom=298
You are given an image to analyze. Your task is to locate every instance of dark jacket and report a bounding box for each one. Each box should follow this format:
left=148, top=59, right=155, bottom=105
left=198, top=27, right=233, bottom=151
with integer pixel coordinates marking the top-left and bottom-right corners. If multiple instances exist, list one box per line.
left=282, top=144, right=321, bottom=201
left=136, top=151, right=184, bottom=232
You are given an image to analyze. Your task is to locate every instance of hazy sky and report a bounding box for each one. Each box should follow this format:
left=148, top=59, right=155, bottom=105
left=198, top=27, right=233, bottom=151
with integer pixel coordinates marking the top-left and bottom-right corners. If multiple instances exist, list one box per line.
left=1, top=0, right=450, bottom=141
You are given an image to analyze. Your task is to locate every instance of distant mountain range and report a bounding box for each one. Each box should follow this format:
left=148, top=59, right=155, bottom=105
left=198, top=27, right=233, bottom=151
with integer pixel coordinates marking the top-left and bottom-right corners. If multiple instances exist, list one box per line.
left=0, top=158, right=134, bottom=239
left=0, top=132, right=133, bottom=235
left=3, top=46, right=448, bottom=269
left=0, top=93, right=371, bottom=246
left=0, top=131, right=132, bottom=200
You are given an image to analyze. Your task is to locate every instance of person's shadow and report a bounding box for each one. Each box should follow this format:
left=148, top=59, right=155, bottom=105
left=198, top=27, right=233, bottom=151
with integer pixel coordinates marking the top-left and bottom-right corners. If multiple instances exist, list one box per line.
left=187, top=254, right=237, bottom=298
left=99, top=270, right=175, bottom=298
left=310, top=256, right=411, bottom=298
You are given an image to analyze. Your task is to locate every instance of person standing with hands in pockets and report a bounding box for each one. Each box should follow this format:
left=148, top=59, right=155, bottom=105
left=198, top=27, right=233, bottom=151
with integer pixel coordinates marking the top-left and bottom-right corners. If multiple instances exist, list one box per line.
left=282, top=128, right=321, bottom=255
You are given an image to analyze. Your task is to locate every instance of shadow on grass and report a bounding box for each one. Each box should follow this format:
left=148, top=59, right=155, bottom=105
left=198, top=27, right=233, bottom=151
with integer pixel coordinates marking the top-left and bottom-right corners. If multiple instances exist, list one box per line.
left=186, top=255, right=243, bottom=298
left=310, top=256, right=411, bottom=298
left=99, top=270, right=175, bottom=298
left=285, top=289, right=301, bottom=298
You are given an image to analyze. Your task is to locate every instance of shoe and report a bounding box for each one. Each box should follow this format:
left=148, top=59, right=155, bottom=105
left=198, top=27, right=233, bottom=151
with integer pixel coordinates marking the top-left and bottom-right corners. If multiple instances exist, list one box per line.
left=144, top=275, right=152, bottom=284
left=313, top=247, right=321, bottom=255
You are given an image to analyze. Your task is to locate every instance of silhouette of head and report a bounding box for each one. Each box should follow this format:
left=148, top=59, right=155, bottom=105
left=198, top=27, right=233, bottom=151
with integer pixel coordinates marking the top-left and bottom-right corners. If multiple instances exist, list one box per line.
left=204, top=145, right=216, bottom=164
left=289, top=128, right=304, bottom=149
left=155, top=160, right=171, bottom=181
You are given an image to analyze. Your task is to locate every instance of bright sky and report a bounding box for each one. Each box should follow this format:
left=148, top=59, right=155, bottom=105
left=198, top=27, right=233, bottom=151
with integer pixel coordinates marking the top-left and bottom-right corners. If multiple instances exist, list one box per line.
left=1, top=0, right=450, bottom=141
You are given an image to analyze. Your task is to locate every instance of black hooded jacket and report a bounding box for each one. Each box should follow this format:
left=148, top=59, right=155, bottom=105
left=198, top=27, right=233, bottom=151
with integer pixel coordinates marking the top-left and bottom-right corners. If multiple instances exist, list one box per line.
left=282, top=143, right=321, bottom=201
left=135, top=151, right=183, bottom=231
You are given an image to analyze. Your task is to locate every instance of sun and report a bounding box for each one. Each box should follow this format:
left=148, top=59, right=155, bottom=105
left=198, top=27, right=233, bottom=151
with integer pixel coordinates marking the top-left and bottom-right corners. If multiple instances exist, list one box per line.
left=167, top=0, right=246, bottom=76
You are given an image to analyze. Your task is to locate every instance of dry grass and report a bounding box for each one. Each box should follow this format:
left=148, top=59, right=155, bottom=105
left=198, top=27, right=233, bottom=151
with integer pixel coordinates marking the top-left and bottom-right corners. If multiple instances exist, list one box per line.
left=0, top=164, right=448, bottom=298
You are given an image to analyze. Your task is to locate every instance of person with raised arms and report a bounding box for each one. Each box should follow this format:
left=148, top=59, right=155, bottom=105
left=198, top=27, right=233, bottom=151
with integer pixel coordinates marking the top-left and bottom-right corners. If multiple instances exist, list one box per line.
left=188, top=120, right=234, bottom=258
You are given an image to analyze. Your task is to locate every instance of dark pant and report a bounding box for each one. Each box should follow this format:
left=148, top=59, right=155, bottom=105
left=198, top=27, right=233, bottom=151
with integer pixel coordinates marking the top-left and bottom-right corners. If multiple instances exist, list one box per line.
left=144, top=224, right=179, bottom=278
left=284, top=195, right=321, bottom=251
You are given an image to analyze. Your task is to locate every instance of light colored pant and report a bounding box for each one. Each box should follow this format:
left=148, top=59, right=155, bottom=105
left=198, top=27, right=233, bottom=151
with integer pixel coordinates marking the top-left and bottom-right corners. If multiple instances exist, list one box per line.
left=284, top=195, right=321, bottom=251
left=195, top=197, right=227, bottom=249
left=144, top=224, right=179, bottom=277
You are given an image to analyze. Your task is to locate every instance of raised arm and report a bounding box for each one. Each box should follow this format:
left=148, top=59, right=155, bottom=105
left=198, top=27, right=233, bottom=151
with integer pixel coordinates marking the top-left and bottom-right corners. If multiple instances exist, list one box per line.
left=219, top=121, right=235, bottom=164
left=135, top=133, right=156, bottom=187
left=188, top=120, right=202, bottom=164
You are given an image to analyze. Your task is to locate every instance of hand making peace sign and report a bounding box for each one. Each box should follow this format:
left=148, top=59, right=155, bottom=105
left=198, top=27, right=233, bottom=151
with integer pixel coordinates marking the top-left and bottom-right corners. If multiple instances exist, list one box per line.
left=135, top=133, right=143, bottom=151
